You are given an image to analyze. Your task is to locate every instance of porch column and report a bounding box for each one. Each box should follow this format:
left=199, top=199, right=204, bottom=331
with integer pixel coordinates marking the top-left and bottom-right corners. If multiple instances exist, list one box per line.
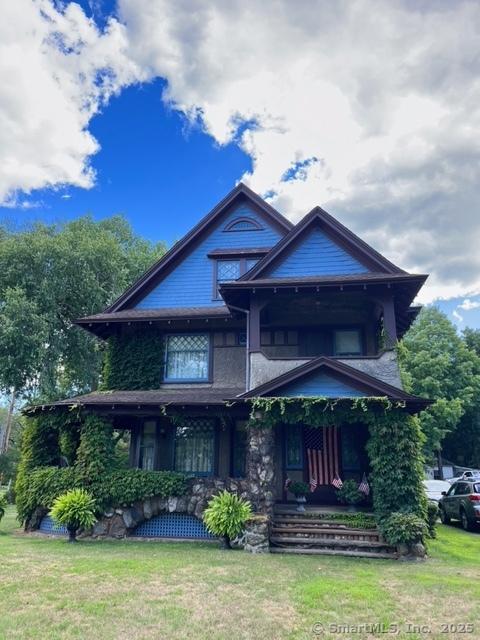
left=248, top=297, right=262, bottom=352
left=245, top=426, right=276, bottom=515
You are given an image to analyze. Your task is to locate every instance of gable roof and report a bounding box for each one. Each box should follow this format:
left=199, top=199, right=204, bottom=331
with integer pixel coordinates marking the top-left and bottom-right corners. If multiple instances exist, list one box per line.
left=237, top=356, right=429, bottom=409
left=242, top=206, right=404, bottom=281
left=106, top=183, right=293, bottom=313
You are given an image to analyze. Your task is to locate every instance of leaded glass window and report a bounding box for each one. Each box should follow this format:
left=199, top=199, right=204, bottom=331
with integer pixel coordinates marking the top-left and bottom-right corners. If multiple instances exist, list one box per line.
left=285, top=424, right=303, bottom=469
left=164, top=334, right=209, bottom=381
left=174, top=418, right=215, bottom=476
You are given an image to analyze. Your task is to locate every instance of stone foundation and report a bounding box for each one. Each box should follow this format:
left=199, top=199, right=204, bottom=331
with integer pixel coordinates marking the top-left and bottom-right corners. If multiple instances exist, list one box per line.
left=242, top=515, right=270, bottom=553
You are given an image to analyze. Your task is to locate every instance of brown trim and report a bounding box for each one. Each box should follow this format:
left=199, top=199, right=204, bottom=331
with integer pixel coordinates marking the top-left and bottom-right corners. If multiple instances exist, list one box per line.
left=221, top=273, right=427, bottom=290
left=241, top=207, right=405, bottom=281
left=236, top=355, right=430, bottom=406
left=207, top=247, right=271, bottom=258
left=104, top=184, right=292, bottom=313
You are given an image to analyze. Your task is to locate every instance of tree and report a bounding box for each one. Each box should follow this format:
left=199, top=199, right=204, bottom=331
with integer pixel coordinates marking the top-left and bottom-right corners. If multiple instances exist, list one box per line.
left=0, top=215, right=166, bottom=403
left=442, top=327, right=480, bottom=468
left=398, top=307, right=480, bottom=463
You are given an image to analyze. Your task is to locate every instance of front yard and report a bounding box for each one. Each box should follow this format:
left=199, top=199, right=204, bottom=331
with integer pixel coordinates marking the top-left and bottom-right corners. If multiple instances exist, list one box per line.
left=0, top=506, right=479, bottom=640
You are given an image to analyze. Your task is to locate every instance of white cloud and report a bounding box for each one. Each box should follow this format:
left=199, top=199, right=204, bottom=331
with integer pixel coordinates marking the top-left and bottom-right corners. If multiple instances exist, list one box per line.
left=3, top=0, right=480, bottom=305
left=0, top=0, right=143, bottom=204
left=115, top=0, right=480, bottom=303
left=459, top=298, right=480, bottom=311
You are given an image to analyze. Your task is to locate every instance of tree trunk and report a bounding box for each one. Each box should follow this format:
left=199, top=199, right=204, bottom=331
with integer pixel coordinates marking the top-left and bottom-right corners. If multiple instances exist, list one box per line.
left=1, top=388, right=15, bottom=454
left=437, top=449, right=444, bottom=480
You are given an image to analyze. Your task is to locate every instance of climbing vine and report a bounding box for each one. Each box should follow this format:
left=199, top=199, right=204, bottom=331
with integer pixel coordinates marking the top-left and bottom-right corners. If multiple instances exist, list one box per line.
left=247, top=396, right=427, bottom=521
left=102, top=325, right=164, bottom=390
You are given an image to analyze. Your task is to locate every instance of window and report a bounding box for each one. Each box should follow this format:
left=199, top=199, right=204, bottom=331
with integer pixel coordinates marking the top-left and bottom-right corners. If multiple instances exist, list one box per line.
left=341, top=424, right=362, bottom=472
left=454, top=482, right=470, bottom=495
left=174, top=418, right=215, bottom=475
left=164, top=334, right=209, bottom=381
left=334, top=330, right=362, bottom=356
left=223, top=217, right=263, bottom=232
left=232, top=420, right=248, bottom=477
left=214, top=258, right=259, bottom=297
left=139, top=421, right=156, bottom=470
left=285, top=424, right=303, bottom=469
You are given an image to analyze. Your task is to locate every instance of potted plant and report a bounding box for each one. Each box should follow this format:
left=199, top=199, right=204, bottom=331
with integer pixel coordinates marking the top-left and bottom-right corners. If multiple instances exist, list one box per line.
left=203, top=490, right=252, bottom=549
left=335, top=479, right=364, bottom=512
left=50, top=489, right=97, bottom=543
left=289, top=481, right=310, bottom=512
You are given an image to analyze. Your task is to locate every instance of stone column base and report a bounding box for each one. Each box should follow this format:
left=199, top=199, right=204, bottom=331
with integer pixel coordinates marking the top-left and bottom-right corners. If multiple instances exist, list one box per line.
left=243, top=515, right=270, bottom=553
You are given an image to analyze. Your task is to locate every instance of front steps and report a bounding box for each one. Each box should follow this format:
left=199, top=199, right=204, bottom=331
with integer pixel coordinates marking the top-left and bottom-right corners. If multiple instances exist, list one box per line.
left=270, top=510, right=397, bottom=559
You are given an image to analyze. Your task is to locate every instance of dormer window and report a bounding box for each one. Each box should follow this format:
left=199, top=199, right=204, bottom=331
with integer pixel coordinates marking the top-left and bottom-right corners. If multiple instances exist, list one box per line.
left=214, top=258, right=259, bottom=298
left=223, top=217, right=263, bottom=232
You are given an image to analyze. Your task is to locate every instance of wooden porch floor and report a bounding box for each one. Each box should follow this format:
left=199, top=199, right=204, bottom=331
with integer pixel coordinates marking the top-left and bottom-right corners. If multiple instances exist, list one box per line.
left=274, top=503, right=374, bottom=516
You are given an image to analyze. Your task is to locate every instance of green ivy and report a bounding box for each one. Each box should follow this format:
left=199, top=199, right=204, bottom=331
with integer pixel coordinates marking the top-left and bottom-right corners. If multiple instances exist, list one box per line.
left=75, top=414, right=115, bottom=485
left=16, top=466, right=187, bottom=525
left=248, top=397, right=427, bottom=522
left=102, top=326, right=164, bottom=390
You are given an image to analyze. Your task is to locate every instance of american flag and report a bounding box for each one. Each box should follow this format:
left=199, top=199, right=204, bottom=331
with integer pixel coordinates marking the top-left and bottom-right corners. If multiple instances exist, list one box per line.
left=359, top=473, right=370, bottom=496
left=332, top=474, right=343, bottom=489
left=306, top=426, right=339, bottom=490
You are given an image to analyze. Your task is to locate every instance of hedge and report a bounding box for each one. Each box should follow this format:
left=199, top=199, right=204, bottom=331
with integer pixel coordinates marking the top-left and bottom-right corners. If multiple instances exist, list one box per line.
left=16, top=467, right=188, bottom=525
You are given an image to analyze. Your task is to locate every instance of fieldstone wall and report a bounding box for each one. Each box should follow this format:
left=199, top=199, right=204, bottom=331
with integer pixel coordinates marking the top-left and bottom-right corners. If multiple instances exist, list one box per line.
left=242, top=515, right=270, bottom=553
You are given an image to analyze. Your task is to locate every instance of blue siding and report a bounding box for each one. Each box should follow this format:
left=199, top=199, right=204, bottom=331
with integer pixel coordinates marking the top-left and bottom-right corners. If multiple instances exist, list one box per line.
left=136, top=204, right=282, bottom=309
left=275, top=371, right=366, bottom=398
left=269, top=228, right=369, bottom=278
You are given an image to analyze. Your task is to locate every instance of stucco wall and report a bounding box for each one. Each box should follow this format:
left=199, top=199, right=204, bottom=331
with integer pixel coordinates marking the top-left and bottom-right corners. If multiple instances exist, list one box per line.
left=249, top=350, right=403, bottom=390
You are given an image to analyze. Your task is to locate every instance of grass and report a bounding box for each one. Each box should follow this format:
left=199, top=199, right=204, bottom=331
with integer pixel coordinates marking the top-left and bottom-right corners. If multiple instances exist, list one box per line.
left=0, top=506, right=479, bottom=639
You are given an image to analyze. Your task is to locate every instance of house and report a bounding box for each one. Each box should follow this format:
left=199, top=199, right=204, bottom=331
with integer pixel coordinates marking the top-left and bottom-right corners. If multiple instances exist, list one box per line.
left=26, top=184, right=429, bottom=551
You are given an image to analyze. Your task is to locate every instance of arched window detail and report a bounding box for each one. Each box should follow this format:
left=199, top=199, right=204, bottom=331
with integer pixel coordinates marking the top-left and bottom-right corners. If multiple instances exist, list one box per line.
left=223, top=217, right=263, bottom=232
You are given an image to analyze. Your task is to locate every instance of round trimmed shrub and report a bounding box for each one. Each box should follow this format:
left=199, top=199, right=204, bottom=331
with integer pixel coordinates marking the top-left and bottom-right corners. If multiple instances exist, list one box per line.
left=203, top=490, right=252, bottom=549
left=50, top=489, right=97, bottom=542
left=335, top=479, right=364, bottom=506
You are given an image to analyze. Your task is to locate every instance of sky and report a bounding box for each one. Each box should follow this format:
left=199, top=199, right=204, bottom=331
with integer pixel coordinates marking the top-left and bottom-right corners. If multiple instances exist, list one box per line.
left=1, top=0, right=480, bottom=329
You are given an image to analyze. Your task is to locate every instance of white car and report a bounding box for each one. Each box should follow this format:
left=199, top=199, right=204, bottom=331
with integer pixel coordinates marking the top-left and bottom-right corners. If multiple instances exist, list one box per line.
left=447, top=470, right=480, bottom=485
left=423, top=479, right=452, bottom=502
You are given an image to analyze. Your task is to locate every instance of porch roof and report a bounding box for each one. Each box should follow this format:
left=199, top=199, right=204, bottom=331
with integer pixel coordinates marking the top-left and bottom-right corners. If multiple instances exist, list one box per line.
left=232, top=356, right=431, bottom=412
left=24, top=387, right=245, bottom=414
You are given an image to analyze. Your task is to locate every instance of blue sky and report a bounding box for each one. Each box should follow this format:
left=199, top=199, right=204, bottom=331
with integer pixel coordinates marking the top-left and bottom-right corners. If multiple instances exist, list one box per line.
left=2, top=1, right=480, bottom=331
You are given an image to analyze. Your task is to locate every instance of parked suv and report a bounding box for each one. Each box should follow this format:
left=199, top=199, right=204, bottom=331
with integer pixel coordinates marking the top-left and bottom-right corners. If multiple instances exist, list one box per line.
left=439, top=481, right=480, bottom=531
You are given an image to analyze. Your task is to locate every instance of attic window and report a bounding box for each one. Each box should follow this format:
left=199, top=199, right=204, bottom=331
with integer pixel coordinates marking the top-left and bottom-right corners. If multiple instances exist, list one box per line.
left=223, top=217, right=263, bottom=232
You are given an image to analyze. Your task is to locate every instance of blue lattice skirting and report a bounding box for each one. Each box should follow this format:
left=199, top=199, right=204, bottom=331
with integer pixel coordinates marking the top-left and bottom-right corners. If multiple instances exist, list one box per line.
left=39, top=515, right=67, bottom=535
left=132, top=513, right=216, bottom=539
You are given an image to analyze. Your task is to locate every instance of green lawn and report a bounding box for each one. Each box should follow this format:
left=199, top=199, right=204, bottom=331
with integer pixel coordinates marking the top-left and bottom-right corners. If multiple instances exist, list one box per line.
left=0, top=506, right=479, bottom=640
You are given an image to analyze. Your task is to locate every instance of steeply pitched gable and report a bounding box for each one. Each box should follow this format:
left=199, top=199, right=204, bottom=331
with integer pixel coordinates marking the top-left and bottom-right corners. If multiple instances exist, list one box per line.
left=275, top=370, right=366, bottom=398
left=107, top=184, right=292, bottom=311
left=243, top=207, right=404, bottom=281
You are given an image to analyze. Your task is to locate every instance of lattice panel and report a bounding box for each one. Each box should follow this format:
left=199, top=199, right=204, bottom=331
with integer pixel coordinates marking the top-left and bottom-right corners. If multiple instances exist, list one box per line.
left=217, top=260, right=241, bottom=281
left=167, top=334, right=208, bottom=351
left=132, top=513, right=216, bottom=539
left=39, top=515, right=67, bottom=535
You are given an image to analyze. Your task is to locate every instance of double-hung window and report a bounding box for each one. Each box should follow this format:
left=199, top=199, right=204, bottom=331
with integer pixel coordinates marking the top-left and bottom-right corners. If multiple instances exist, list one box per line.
left=333, top=329, right=362, bottom=356
left=164, top=334, right=210, bottom=382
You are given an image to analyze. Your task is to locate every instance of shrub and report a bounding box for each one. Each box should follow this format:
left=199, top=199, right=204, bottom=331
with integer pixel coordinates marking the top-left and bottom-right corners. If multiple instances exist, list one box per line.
left=203, top=490, right=252, bottom=549
left=50, top=489, right=96, bottom=542
left=379, top=511, right=428, bottom=546
left=0, top=492, right=7, bottom=524
left=75, top=414, right=115, bottom=484
left=335, top=479, right=364, bottom=505
left=15, top=466, right=187, bottom=526
left=289, top=481, right=310, bottom=497
left=426, top=501, right=439, bottom=538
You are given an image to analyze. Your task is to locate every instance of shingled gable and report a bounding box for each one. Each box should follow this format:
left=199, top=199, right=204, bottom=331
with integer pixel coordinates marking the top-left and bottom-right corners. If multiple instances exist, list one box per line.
left=241, top=206, right=405, bottom=282
left=236, top=356, right=429, bottom=408
left=105, top=183, right=293, bottom=313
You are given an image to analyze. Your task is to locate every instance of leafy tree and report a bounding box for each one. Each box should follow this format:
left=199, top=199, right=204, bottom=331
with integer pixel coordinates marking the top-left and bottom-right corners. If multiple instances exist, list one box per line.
left=0, top=406, right=22, bottom=483
left=398, top=307, right=480, bottom=462
left=0, top=215, right=166, bottom=403
left=442, top=327, right=480, bottom=468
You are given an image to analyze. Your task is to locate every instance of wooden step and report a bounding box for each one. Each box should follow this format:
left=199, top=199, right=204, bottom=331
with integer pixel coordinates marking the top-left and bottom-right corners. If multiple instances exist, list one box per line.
left=272, top=525, right=380, bottom=538
left=273, top=516, right=376, bottom=528
left=270, top=535, right=390, bottom=549
left=270, top=547, right=397, bottom=559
